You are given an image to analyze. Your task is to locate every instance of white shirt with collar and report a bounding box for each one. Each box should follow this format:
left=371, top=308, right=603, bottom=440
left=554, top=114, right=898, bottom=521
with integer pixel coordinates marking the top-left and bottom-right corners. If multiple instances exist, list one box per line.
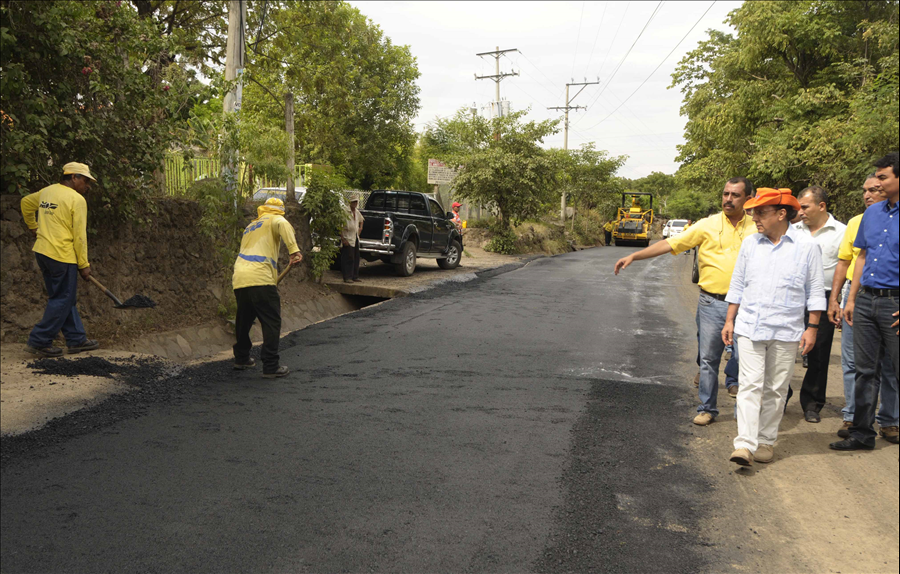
left=726, top=224, right=826, bottom=342
left=793, top=213, right=845, bottom=290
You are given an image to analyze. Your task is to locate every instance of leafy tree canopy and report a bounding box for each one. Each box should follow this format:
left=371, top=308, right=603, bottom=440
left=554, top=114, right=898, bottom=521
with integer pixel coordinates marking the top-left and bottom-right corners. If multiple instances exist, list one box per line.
left=1, top=0, right=213, bottom=217
left=242, top=0, right=421, bottom=191
left=427, top=108, right=560, bottom=229
left=672, top=0, right=899, bottom=219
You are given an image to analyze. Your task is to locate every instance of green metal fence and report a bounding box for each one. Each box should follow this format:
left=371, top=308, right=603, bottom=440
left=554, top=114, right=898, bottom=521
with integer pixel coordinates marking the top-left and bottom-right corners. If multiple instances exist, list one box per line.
left=163, top=154, right=330, bottom=197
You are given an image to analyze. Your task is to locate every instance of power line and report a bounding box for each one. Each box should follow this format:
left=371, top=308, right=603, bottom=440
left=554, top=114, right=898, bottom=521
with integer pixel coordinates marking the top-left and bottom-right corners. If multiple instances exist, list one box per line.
left=579, top=1, right=716, bottom=132
left=576, top=1, right=663, bottom=124
left=518, top=50, right=565, bottom=101
left=571, top=1, right=586, bottom=79
left=595, top=1, right=629, bottom=86
left=582, top=1, right=609, bottom=79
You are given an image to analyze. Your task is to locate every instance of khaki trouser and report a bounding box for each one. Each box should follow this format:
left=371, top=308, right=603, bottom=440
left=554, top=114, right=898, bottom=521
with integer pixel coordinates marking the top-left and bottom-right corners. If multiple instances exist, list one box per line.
left=733, top=336, right=799, bottom=453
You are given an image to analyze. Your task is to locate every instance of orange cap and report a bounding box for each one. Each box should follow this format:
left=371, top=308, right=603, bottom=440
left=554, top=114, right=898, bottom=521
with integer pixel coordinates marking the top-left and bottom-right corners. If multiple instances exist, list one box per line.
left=744, top=188, right=800, bottom=210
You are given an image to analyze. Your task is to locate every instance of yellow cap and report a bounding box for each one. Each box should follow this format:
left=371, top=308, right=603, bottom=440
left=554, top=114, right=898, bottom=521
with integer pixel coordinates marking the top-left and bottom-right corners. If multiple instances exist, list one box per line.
left=62, top=162, right=96, bottom=181
left=264, top=197, right=285, bottom=210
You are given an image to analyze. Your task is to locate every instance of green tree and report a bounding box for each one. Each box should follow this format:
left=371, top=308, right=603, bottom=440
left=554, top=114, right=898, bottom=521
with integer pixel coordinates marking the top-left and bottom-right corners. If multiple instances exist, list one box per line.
left=672, top=0, right=899, bottom=220
left=0, top=0, right=212, bottom=216
left=431, top=109, right=560, bottom=230
left=556, top=144, right=627, bottom=212
left=242, top=0, right=421, bottom=191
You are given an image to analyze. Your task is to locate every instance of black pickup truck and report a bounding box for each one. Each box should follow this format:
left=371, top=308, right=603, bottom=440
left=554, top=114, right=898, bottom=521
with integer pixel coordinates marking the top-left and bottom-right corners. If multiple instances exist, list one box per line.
left=357, top=190, right=463, bottom=276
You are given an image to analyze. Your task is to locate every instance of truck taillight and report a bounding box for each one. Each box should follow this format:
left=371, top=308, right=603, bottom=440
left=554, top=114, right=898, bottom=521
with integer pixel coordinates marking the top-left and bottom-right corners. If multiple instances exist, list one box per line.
left=383, top=218, right=392, bottom=242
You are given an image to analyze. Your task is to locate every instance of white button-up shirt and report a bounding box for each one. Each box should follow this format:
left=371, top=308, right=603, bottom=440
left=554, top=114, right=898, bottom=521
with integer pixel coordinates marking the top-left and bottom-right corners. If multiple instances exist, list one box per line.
left=726, top=225, right=826, bottom=342
left=793, top=213, right=845, bottom=290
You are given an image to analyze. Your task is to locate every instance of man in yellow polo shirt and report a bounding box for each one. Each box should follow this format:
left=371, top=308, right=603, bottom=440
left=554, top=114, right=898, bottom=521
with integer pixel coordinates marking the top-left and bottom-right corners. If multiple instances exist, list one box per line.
left=615, top=177, right=757, bottom=425
left=20, top=163, right=100, bottom=357
left=232, top=198, right=303, bottom=378
left=827, top=174, right=897, bottom=441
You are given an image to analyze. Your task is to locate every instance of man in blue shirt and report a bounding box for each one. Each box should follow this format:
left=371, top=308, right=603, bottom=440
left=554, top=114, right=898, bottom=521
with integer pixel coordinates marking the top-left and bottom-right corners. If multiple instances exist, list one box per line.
left=832, top=152, right=900, bottom=450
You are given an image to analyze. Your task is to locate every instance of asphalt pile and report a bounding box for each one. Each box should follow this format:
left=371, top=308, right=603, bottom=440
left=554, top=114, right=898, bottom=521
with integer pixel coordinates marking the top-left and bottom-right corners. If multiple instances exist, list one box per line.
left=27, top=356, right=131, bottom=378
left=120, top=294, right=157, bottom=308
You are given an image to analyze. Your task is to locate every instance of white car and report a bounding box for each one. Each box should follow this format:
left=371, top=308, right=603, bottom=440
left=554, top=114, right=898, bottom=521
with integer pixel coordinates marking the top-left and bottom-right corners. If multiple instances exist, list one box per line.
left=662, top=219, right=689, bottom=239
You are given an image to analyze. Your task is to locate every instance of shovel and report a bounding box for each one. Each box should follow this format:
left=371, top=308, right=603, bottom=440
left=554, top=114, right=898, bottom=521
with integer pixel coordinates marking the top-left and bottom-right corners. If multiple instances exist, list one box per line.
left=86, top=275, right=156, bottom=309
left=277, top=262, right=293, bottom=285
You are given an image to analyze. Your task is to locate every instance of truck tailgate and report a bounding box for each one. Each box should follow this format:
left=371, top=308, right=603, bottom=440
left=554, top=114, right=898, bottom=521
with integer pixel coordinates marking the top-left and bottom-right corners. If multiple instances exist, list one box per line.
left=360, top=210, right=386, bottom=241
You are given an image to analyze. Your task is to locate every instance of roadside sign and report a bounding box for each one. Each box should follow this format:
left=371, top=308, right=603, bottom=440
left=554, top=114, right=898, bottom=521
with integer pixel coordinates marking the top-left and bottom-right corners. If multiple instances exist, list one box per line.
left=427, top=159, right=457, bottom=185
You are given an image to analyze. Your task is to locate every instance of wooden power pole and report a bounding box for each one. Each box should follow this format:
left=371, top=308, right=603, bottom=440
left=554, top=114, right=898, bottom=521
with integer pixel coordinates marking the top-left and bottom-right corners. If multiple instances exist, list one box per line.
left=549, top=80, right=599, bottom=222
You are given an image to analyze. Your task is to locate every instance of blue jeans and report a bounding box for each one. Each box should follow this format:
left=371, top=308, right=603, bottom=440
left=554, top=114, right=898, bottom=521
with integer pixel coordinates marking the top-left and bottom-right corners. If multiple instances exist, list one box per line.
left=850, top=291, right=900, bottom=446
left=841, top=286, right=899, bottom=426
left=27, top=253, right=87, bottom=348
left=696, top=293, right=738, bottom=417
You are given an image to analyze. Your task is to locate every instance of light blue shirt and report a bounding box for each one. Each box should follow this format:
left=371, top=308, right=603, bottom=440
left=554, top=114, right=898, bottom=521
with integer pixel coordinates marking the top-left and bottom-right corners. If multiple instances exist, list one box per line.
left=726, top=225, right=827, bottom=342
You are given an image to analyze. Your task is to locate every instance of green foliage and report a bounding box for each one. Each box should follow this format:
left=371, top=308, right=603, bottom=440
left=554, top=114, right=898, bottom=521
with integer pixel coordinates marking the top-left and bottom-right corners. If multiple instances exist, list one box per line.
left=301, top=172, right=347, bottom=278
left=243, top=0, right=421, bottom=191
left=429, top=109, right=560, bottom=230
left=484, top=227, right=519, bottom=255
left=571, top=209, right=605, bottom=246
left=0, top=0, right=213, bottom=214
left=665, top=188, right=718, bottom=221
left=554, top=144, right=627, bottom=212
left=671, top=0, right=899, bottom=220
left=187, top=177, right=241, bottom=268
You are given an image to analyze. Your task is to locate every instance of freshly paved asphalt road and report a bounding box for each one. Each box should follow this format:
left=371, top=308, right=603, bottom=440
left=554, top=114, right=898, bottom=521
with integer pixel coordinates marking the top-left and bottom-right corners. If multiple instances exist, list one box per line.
left=1, top=246, right=711, bottom=573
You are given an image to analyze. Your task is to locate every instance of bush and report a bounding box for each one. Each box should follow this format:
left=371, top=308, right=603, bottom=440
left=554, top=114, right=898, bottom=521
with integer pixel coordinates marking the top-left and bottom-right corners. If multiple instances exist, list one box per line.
left=301, top=173, right=347, bottom=278
left=484, top=226, right=518, bottom=255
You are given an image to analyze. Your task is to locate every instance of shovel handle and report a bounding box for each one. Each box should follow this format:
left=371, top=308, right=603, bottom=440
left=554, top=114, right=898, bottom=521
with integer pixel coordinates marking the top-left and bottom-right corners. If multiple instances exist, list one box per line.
left=277, top=262, right=293, bottom=285
left=86, top=275, right=125, bottom=307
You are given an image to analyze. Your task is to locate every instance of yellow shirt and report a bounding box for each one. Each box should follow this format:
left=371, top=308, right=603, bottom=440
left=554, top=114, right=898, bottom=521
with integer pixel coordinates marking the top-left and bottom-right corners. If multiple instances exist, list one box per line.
left=837, top=214, right=863, bottom=281
left=667, top=211, right=757, bottom=295
left=232, top=208, right=300, bottom=290
left=20, top=184, right=90, bottom=268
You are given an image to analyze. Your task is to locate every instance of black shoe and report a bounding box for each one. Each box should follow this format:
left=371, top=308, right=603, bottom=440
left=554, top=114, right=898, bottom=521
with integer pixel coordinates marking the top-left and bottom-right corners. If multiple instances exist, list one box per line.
left=804, top=410, right=820, bottom=423
left=263, top=365, right=290, bottom=379
left=67, top=339, right=100, bottom=353
left=25, top=345, right=63, bottom=358
left=343, top=279, right=353, bottom=284
left=233, top=357, right=257, bottom=370
left=352, top=278, right=363, bottom=283
left=829, top=438, right=875, bottom=451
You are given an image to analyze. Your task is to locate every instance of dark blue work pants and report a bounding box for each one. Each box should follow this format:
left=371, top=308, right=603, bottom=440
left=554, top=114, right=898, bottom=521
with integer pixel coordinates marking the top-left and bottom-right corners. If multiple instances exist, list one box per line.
left=850, top=291, right=900, bottom=446
left=27, top=253, right=87, bottom=348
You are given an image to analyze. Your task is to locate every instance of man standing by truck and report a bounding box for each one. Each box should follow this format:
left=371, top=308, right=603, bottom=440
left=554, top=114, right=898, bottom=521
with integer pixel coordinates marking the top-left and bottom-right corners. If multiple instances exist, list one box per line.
left=21, top=162, right=100, bottom=357
left=232, top=197, right=302, bottom=378
left=614, top=177, right=756, bottom=426
left=341, top=194, right=365, bottom=283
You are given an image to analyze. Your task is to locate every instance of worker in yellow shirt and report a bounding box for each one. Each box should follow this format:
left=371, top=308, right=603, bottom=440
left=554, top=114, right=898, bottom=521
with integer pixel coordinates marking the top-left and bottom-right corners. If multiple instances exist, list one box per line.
left=614, top=177, right=757, bottom=425
left=603, top=220, right=615, bottom=245
left=827, top=174, right=897, bottom=441
left=20, top=163, right=100, bottom=357
left=232, top=198, right=303, bottom=378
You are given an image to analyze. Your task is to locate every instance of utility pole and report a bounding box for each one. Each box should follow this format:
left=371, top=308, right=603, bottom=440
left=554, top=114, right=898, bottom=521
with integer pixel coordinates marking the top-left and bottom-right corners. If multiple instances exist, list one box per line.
left=475, top=47, right=518, bottom=121
left=223, top=0, right=246, bottom=193
left=285, top=92, right=295, bottom=198
left=549, top=79, right=599, bottom=222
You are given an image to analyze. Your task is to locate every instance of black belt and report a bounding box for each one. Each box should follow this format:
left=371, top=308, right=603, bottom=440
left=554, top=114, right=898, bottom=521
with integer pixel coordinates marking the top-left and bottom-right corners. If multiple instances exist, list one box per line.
left=861, top=286, right=900, bottom=297
left=700, top=289, right=728, bottom=301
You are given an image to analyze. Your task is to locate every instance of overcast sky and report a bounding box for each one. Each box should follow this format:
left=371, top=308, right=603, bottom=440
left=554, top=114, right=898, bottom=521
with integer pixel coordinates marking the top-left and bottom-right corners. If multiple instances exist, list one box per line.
left=349, top=0, right=743, bottom=179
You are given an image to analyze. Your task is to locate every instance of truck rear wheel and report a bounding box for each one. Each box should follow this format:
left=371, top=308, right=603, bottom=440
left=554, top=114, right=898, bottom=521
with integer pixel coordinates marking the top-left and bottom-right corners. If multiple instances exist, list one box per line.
left=437, top=240, right=462, bottom=270
left=394, top=241, right=417, bottom=277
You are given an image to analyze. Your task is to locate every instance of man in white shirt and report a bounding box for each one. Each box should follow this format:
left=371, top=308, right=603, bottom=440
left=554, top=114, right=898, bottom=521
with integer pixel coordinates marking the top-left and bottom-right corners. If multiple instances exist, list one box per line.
left=787, top=186, right=846, bottom=423
left=340, top=194, right=365, bottom=283
left=722, top=188, right=826, bottom=466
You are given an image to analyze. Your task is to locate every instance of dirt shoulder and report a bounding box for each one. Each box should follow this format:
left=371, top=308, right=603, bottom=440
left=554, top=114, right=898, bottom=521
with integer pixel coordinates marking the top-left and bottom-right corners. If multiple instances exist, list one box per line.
left=668, top=255, right=899, bottom=574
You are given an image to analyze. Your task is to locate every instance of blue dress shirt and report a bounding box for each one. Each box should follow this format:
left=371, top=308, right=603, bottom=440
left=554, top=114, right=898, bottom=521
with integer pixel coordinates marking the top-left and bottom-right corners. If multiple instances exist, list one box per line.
left=853, top=199, right=899, bottom=289
left=726, top=225, right=827, bottom=342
